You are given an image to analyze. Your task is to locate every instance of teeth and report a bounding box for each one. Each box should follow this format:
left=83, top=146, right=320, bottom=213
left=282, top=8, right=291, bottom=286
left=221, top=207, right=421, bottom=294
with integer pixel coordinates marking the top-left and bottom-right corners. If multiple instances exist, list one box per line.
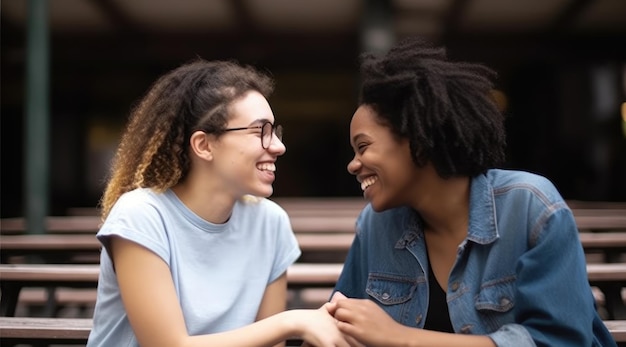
left=360, top=176, right=378, bottom=191
left=257, top=163, right=276, bottom=172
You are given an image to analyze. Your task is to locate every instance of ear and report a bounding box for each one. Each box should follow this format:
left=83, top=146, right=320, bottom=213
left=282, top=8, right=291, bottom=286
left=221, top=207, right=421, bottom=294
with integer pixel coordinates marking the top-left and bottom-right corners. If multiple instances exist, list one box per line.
left=189, top=130, right=214, bottom=161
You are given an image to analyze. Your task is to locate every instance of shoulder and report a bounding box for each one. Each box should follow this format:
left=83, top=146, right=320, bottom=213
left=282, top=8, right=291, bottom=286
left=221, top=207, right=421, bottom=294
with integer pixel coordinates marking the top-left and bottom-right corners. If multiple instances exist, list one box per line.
left=485, top=169, right=564, bottom=205
left=482, top=170, right=574, bottom=239
left=109, top=188, right=161, bottom=214
left=104, top=188, right=170, bottom=227
left=98, top=188, right=172, bottom=255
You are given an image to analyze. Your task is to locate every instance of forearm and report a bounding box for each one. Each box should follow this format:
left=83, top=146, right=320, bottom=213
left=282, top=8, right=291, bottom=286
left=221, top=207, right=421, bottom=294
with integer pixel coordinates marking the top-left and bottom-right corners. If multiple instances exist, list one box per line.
left=182, top=310, right=303, bottom=347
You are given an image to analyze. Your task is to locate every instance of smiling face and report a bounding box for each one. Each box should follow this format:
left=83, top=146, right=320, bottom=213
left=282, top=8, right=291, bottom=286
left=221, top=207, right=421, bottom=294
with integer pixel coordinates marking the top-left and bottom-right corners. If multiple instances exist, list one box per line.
left=347, top=105, right=423, bottom=212
left=211, top=90, right=286, bottom=198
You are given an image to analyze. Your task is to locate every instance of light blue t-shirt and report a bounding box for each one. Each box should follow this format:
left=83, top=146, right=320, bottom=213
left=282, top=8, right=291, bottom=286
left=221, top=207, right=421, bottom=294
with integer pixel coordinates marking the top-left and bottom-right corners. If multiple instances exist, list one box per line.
left=87, top=188, right=301, bottom=346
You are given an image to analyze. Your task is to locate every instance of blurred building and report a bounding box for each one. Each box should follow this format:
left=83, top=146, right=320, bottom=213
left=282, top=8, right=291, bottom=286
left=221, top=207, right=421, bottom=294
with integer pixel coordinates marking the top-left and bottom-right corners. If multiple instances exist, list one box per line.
left=2, top=0, right=626, bottom=218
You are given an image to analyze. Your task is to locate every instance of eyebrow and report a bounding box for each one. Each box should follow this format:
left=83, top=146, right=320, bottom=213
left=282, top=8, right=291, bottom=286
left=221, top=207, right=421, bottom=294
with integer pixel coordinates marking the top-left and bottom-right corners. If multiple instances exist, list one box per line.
left=351, top=133, right=367, bottom=145
left=230, top=119, right=270, bottom=128
left=249, top=118, right=271, bottom=126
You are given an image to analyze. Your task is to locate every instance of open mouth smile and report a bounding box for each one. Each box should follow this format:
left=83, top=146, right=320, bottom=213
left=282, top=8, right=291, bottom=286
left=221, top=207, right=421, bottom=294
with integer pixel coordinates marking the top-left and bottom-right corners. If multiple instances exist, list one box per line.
left=360, top=175, right=378, bottom=191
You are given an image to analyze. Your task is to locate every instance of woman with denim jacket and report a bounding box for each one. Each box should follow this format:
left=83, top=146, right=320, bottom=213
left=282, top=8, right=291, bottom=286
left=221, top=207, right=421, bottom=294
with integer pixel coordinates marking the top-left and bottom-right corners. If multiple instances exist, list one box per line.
left=326, top=38, right=617, bottom=347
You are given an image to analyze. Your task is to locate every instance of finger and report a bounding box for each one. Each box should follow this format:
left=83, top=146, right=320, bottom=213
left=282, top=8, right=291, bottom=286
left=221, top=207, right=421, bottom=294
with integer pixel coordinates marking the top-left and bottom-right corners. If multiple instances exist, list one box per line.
left=330, top=291, right=347, bottom=303
left=336, top=335, right=352, bottom=347
left=333, top=306, right=351, bottom=323
left=320, top=301, right=338, bottom=315
left=344, top=334, right=364, bottom=347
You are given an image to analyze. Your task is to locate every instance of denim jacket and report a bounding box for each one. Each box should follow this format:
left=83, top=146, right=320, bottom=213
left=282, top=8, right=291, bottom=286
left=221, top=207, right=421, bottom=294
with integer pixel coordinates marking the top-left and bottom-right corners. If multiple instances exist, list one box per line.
left=334, top=169, right=616, bottom=347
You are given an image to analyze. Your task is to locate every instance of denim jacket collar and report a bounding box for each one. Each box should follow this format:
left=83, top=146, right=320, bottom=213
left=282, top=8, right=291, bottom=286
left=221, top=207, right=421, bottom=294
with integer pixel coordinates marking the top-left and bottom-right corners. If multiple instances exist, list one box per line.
left=467, top=173, right=499, bottom=245
left=394, top=207, right=422, bottom=250
left=394, top=173, right=499, bottom=250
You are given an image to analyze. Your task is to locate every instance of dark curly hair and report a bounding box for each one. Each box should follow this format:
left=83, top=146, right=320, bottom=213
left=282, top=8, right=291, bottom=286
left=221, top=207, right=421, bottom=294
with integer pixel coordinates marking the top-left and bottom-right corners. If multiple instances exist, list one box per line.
left=358, top=37, right=506, bottom=178
left=100, top=59, right=274, bottom=219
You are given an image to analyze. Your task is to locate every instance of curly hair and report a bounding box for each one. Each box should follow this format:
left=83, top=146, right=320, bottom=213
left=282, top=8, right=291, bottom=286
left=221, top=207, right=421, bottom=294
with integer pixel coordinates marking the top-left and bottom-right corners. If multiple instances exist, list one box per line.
left=358, top=37, right=506, bottom=178
left=99, top=59, right=274, bottom=220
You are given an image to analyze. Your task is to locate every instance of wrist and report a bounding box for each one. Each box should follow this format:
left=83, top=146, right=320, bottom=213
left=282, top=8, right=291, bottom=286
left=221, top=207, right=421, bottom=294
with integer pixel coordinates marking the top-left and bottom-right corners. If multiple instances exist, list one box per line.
left=279, top=309, right=305, bottom=338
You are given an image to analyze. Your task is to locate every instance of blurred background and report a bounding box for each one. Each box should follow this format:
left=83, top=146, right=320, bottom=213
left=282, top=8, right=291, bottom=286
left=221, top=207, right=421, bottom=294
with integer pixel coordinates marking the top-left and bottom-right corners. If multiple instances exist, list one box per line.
left=2, top=0, right=626, bottom=219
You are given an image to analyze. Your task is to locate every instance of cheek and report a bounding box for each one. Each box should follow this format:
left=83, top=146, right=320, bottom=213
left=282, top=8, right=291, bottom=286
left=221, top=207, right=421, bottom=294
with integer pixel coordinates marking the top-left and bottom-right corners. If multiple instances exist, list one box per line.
left=229, top=146, right=253, bottom=160
left=388, top=160, right=414, bottom=185
left=384, top=147, right=415, bottom=182
left=218, top=148, right=250, bottom=173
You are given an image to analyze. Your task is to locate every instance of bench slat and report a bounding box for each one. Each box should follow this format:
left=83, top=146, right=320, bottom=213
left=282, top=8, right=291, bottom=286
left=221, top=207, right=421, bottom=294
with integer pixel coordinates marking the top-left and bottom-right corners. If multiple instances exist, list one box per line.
left=579, top=233, right=626, bottom=249
left=0, top=233, right=355, bottom=252
left=3, top=231, right=625, bottom=260
left=2, top=209, right=625, bottom=234
left=604, top=320, right=626, bottom=341
left=0, top=263, right=344, bottom=286
left=0, top=317, right=92, bottom=339
left=2, top=262, right=625, bottom=309
left=587, top=264, right=626, bottom=281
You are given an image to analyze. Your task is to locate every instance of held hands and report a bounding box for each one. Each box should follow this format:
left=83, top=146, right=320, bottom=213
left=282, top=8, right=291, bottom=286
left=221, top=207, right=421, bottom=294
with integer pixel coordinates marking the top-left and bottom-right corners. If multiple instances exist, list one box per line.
left=328, top=292, right=403, bottom=347
left=292, top=305, right=351, bottom=347
left=300, top=291, right=400, bottom=347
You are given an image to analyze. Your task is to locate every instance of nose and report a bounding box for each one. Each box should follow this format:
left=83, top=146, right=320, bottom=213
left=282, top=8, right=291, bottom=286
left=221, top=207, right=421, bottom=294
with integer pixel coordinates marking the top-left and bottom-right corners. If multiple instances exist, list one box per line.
left=268, top=134, right=286, bottom=155
left=347, top=155, right=361, bottom=175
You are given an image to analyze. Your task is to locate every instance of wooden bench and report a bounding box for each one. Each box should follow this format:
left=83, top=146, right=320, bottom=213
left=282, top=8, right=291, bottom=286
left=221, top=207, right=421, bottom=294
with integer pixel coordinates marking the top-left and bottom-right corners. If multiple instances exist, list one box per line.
left=16, top=287, right=97, bottom=317
left=1, top=201, right=624, bottom=318
left=580, top=232, right=626, bottom=263
left=0, top=263, right=343, bottom=317
left=0, top=316, right=304, bottom=346
left=0, top=233, right=354, bottom=264
left=1, top=316, right=626, bottom=346
left=2, top=262, right=626, bottom=317
left=6, top=230, right=626, bottom=269
left=59, top=198, right=626, bottom=216
left=0, top=316, right=92, bottom=345
left=587, top=263, right=626, bottom=319
left=3, top=230, right=625, bottom=264
left=0, top=215, right=358, bottom=234
left=2, top=216, right=623, bottom=245
left=605, top=320, right=626, bottom=345
left=3, top=200, right=624, bottom=235
left=0, top=234, right=102, bottom=264
left=0, top=216, right=102, bottom=234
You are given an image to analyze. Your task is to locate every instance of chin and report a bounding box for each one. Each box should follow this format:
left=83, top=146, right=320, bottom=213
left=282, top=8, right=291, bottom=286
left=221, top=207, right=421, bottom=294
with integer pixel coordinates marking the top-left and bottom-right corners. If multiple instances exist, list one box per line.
left=369, top=195, right=400, bottom=213
left=369, top=197, right=386, bottom=212
left=254, top=186, right=274, bottom=198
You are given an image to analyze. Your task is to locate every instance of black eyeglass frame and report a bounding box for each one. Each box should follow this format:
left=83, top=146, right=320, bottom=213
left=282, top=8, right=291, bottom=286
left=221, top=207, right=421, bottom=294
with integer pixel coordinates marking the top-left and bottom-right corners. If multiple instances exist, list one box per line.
left=223, top=121, right=283, bottom=149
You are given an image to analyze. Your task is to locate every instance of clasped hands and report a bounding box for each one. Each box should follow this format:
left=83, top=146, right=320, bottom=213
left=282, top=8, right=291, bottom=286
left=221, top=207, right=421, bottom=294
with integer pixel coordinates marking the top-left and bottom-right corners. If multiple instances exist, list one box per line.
left=303, top=291, right=405, bottom=347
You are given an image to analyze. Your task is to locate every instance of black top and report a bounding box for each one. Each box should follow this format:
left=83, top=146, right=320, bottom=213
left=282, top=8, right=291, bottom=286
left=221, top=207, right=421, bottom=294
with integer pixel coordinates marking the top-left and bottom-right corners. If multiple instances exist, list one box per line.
left=423, top=261, right=454, bottom=332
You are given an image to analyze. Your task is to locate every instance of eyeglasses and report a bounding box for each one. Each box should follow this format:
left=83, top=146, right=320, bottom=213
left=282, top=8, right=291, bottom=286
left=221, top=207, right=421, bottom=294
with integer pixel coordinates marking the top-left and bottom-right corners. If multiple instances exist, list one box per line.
left=223, top=121, right=283, bottom=149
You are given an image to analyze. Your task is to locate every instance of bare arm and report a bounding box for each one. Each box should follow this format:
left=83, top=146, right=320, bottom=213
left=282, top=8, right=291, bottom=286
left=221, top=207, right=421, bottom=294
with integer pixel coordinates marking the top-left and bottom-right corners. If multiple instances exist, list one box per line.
left=111, top=236, right=350, bottom=347
left=256, top=273, right=288, bottom=347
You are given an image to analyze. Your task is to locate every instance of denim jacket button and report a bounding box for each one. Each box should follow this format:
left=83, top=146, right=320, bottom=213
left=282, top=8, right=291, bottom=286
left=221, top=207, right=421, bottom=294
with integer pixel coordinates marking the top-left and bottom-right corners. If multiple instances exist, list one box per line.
left=415, top=314, right=423, bottom=324
left=381, top=292, right=390, bottom=300
left=500, top=297, right=511, bottom=306
left=460, top=325, right=472, bottom=334
left=450, top=282, right=460, bottom=291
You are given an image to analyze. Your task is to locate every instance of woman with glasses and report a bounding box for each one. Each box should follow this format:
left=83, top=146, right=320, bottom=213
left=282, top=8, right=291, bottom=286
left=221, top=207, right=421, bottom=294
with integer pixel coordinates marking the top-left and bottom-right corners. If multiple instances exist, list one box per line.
left=87, top=59, right=350, bottom=347
left=323, top=38, right=617, bottom=346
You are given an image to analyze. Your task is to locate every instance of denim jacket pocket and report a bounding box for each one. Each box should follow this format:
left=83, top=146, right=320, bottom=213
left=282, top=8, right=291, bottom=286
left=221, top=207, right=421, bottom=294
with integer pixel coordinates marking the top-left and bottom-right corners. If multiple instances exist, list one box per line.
left=366, top=273, right=418, bottom=305
left=474, top=276, right=516, bottom=313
